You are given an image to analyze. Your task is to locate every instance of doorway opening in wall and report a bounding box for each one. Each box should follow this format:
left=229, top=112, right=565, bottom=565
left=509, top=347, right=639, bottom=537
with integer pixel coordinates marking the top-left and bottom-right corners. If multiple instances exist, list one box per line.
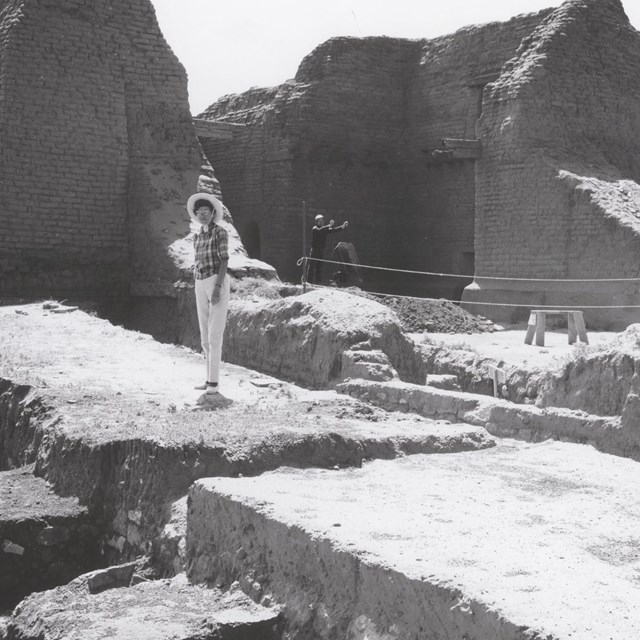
left=242, top=221, right=262, bottom=260
left=458, top=251, right=475, bottom=276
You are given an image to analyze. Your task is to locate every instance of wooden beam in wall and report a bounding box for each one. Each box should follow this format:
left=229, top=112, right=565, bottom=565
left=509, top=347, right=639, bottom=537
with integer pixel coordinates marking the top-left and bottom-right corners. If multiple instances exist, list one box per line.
left=193, top=118, right=245, bottom=141
left=428, top=138, right=482, bottom=162
left=441, top=138, right=481, bottom=150
left=467, top=71, right=501, bottom=87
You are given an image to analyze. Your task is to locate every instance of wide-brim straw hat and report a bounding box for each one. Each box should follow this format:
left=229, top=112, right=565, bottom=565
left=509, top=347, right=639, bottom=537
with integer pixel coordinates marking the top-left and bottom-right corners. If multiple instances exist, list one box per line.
left=187, top=192, right=223, bottom=226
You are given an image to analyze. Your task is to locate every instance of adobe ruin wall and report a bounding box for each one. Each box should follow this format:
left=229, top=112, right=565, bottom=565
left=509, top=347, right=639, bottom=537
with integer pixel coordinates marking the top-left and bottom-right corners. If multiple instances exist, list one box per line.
left=200, top=12, right=550, bottom=296
left=467, top=0, right=640, bottom=327
left=202, top=0, right=640, bottom=328
left=0, top=0, right=203, bottom=304
left=401, top=11, right=551, bottom=298
left=200, top=38, right=418, bottom=289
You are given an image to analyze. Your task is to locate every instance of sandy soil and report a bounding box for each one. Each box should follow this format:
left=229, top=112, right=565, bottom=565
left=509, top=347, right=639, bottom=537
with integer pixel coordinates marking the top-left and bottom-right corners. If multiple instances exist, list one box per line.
left=364, top=292, right=496, bottom=333
left=1, top=302, right=338, bottom=411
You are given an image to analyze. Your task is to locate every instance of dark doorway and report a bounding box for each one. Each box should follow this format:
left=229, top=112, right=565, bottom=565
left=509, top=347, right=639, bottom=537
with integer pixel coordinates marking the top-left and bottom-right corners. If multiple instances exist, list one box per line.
left=242, top=221, right=262, bottom=259
left=459, top=251, right=475, bottom=276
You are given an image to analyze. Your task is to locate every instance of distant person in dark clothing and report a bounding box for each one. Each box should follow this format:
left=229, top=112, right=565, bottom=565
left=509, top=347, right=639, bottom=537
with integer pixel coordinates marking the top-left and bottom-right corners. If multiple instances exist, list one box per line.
left=307, top=214, right=348, bottom=284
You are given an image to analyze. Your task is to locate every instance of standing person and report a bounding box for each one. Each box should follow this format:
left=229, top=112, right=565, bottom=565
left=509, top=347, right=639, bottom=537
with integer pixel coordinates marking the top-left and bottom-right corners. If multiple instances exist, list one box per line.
left=307, top=214, right=348, bottom=284
left=187, top=192, right=230, bottom=395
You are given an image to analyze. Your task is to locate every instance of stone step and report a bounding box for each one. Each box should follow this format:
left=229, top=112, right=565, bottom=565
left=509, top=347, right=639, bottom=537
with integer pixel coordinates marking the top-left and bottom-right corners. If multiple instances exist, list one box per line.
left=425, top=373, right=461, bottom=391
left=186, top=441, right=640, bottom=640
left=0, top=466, right=101, bottom=610
left=336, top=378, right=638, bottom=460
left=7, top=568, right=281, bottom=640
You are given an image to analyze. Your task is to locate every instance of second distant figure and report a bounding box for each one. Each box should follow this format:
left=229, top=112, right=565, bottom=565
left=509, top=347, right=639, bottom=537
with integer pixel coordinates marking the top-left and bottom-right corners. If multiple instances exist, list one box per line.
left=307, top=214, right=348, bottom=284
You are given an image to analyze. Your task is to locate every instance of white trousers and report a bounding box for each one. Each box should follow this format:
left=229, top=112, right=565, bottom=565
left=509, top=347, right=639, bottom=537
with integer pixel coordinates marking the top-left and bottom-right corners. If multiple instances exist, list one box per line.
left=195, top=274, right=230, bottom=384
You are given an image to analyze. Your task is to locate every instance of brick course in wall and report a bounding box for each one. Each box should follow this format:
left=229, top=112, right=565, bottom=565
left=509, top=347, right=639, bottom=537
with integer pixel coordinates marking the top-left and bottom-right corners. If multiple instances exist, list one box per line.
left=0, top=0, right=202, bottom=301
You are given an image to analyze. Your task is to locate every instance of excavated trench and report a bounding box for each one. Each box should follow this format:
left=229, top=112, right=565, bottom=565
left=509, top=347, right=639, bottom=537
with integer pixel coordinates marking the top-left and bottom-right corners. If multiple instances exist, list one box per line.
left=2, top=300, right=640, bottom=638
left=0, top=373, right=492, bottom=638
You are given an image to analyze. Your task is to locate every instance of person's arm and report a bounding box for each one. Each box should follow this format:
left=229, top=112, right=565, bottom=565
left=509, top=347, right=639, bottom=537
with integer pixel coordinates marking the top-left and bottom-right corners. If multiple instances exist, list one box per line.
left=212, top=226, right=229, bottom=303
left=328, top=220, right=348, bottom=232
left=212, top=258, right=228, bottom=303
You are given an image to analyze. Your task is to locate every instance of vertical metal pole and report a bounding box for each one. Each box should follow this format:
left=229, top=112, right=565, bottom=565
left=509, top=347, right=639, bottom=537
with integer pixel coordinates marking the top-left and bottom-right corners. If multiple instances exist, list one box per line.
left=302, top=200, right=307, bottom=292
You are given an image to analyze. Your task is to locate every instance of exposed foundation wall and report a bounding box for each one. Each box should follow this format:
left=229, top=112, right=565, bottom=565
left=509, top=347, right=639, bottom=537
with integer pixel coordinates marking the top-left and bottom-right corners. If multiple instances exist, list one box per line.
left=468, top=0, right=640, bottom=327
left=0, top=0, right=202, bottom=302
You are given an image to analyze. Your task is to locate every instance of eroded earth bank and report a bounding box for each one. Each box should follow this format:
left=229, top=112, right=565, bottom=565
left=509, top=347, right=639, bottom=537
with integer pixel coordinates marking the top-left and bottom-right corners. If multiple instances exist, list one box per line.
left=2, top=286, right=640, bottom=639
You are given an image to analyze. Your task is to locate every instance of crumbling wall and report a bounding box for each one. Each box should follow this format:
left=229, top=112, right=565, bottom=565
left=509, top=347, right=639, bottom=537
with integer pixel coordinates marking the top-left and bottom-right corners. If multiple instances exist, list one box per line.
left=467, top=0, right=640, bottom=327
left=201, top=37, right=419, bottom=287
left=0, top=0, right=202, bottom=302
left=201, top=16, right=551, bottom=297
left=199, top=85, right=306, bottom=281
left=201, top=0, right=640, bottom=326
left=402, top=12, right=550, bottom=297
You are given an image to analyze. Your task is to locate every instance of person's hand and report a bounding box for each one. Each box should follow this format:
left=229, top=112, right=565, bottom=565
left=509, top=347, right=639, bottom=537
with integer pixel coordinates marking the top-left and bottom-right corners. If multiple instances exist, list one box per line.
left=343, top=221, right=349, bottom=228
left=329, top=219, right=335, bottom=227
left=212, top=285, right=221, bottom=304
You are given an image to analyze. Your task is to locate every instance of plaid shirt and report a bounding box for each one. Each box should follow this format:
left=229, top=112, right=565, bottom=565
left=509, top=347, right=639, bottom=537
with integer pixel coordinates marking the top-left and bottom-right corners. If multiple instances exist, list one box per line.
left=193, top=224, right=229, bottom=280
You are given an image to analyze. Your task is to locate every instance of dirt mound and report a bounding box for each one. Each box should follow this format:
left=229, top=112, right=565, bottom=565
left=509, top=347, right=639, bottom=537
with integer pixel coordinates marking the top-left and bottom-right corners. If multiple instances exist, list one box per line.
left=362, top=293, right=495, bottom=334
left=225, top=289, right=426, bottom=388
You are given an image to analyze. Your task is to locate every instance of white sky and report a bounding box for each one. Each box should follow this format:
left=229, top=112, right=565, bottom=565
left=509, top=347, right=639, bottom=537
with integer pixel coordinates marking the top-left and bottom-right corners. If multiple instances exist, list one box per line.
left=150, top=0, right=640, bottom=115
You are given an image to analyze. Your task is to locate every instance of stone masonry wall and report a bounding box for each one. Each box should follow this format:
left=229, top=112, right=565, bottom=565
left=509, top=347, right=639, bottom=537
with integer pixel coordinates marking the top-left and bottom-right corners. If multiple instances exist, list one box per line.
left=467, top=0, right=640, bottom=326
left=0, top=0, right=202, bottom=301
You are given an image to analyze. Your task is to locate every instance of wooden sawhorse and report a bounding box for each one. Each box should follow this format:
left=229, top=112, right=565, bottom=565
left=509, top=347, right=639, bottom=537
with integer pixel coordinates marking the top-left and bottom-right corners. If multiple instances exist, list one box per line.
left=524, top=310, right=589, bottom=347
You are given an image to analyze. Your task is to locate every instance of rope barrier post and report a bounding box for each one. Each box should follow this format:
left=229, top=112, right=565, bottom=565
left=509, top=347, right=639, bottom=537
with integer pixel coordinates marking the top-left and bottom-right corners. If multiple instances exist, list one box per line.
left=302, top=200, right=307, bottom=292
left=302, top=257, right=308, bottom=293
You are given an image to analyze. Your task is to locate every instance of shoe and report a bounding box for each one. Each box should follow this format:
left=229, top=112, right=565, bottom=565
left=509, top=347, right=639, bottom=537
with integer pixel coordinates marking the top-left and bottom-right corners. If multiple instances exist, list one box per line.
left=194, top=382, right=207, bottom=391
left=205, top=384, right=219, bottom=395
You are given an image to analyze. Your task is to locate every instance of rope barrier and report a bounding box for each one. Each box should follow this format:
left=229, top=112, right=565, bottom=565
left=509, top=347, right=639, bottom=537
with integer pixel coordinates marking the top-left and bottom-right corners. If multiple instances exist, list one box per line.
left=304, top=283, right=640, bottom=310
left=301, top=256, right=640, bottom=284
left=300, top=256, right=640, bottom=310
